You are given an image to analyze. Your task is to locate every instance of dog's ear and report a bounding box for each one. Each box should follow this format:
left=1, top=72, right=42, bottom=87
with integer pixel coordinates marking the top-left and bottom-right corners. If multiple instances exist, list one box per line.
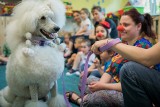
left=20, top=11, right=38, bottom=33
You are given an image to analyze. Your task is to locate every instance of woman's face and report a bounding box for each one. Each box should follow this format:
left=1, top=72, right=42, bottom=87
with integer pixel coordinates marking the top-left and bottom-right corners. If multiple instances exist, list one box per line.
left=95, top=25, right=108, bottom=40
left=119, top=15, right=141, bottom=41
left=92, top=9, right=102, bottom=22
left=73, top=12, right=81, bottom=23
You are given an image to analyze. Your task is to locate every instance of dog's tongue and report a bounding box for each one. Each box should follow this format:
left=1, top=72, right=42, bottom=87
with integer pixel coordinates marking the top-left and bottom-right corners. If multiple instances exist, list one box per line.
left=49, top=33, right=55, bottom=39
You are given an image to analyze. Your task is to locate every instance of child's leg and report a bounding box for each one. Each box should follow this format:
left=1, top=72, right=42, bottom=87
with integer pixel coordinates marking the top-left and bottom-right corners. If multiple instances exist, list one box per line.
left=67, top=54, right=76, bottom=65
left=72, top=52, right=83, bottom=70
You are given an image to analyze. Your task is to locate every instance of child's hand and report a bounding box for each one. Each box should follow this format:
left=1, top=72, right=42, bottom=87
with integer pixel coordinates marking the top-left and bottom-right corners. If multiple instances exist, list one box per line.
left=88, top=81, right=104, bottom=92
left=80, top=71, right=84, bottom=78
left=93, top=58, right=100, bottom=68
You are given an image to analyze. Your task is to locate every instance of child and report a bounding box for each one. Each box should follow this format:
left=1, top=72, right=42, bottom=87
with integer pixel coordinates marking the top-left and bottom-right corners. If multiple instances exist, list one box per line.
left=66, top=39, right=95, bottom=76
left=76, top=8, right=93, bottom=36
left=65, top=37, right=84, bottom=69
left=63, top=32, right=73, bottom=58
left=95, top=20, right=111, bottom=40
left=0, top=42, right=11, bottom=65
left=80, top=50, right=114, bottom=78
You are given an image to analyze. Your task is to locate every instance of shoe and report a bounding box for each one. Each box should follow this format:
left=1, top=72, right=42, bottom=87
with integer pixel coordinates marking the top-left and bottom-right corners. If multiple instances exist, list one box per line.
left=65, top=91, right=81, bottom=106
left=75, top=71, right=80, bottom=76
left=65, top=63, right=72, bottom=69
left=66, top=69, right=78, bottom=76
left=66, top=72, right=72, bottom=76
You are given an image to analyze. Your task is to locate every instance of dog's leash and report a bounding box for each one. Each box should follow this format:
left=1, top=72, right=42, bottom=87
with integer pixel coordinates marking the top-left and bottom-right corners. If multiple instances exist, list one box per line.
left=63, top=38, right=121, bottom=107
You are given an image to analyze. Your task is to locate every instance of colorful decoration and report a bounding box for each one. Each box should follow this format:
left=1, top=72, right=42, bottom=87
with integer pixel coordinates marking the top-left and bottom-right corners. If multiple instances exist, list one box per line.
left=63, top=2, right=73, bottom=18
left=118, top=9, right=124, bottom=15
left=1, top=3, right=14, bottom=16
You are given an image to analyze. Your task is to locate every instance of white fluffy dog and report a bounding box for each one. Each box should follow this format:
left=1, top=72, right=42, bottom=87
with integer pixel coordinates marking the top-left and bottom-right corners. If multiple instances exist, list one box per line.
left=0, top=0, right=67, bottom=107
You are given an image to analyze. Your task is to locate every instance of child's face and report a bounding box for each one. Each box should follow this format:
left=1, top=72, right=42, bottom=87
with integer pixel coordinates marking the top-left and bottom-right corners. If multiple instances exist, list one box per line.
left=80, top=10, right=88, bottom=20
left=100, top=51, right=110, bottom=61
left=64, top=35, right=70, bottom=43
left=74, top=41, right=81, bottom=49
left=96, top=25, right=108, bottom=40
left=80, top=42, right=90, bottom=54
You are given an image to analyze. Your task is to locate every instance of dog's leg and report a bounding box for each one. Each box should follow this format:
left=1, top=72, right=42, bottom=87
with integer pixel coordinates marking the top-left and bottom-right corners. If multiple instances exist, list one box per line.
left=0, top=86, right=15, bottom=107
left=24, top=84, right=48, bottom=107
left=12, top=96, right=27, bottom=107
left=48, top=81, right=66, bottom=107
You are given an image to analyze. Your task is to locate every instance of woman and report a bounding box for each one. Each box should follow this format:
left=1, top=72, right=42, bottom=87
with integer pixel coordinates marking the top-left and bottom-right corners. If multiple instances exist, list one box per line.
left=67, top=8, right=156, bottom=107
left=91, top=9, right=160, bottom=107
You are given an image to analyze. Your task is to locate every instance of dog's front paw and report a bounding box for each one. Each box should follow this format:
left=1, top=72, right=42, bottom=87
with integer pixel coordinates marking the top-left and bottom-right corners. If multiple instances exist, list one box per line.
left=22, top=48, right=34, bottom=56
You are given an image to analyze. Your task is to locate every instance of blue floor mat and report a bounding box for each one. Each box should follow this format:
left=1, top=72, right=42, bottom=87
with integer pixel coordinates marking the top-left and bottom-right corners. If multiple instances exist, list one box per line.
left=0, top=65, right=80, bottom=107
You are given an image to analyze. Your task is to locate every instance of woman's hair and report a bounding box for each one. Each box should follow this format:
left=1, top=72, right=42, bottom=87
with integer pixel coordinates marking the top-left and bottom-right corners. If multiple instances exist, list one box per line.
left=72, top=10, right=80, bottom=16
left=81, top=8, right=91, bottom=19
left=123, top=8, right=156, bottom=39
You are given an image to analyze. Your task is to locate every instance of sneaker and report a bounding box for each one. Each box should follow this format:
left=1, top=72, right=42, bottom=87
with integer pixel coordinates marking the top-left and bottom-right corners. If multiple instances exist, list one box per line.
left=66, top=69, right=78, bottom=76
left=66, top=72, right=72, bottom=76
left=75, top=71, right=80, bottom=76
left=65, top=63, right=72, bottom=69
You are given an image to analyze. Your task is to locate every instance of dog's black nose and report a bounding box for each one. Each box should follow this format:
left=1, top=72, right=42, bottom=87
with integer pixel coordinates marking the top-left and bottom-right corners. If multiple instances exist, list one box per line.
left=54, top=26, right=60, bottom=32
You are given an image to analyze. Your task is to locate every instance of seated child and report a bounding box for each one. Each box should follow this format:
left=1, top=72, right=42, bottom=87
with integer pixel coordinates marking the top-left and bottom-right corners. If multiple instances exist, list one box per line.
left=66, top=39, right=96, bottom=76
left=0, top=42, right=11, bottom=65
left=66, top=37, right=84, bottom=69
left=80, top=50, right=114, bottom=78
left=76, top=8, right=93, bottom=36
left=63, top=32, right=73, bottom=58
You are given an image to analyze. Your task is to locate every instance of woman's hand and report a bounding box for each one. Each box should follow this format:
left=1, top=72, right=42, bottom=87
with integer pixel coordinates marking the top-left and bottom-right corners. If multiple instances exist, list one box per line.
left=91, top=39, right=111, bottom=54
left=88, top=81, right=105, bottom=92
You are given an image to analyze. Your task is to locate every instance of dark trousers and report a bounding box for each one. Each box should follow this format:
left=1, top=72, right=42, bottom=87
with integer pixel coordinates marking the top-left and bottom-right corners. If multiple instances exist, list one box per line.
left=120, top=61, right=160, bottom=107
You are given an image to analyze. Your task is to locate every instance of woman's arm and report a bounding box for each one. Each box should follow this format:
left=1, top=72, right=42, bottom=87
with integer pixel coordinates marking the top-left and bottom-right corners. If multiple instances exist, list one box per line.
left=92, top=39, right=160, bottom=67
left=112, top=42, right=160, bottom=67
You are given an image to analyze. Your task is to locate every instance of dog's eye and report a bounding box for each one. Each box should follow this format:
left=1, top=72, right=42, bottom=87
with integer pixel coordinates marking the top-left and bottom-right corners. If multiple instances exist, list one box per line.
left=41, top=16, right=46, bottom=20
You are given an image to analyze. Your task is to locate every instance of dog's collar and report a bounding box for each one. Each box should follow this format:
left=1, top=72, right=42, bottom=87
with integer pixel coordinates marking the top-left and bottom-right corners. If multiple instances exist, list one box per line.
left=30, top=36, right=55, bottom=47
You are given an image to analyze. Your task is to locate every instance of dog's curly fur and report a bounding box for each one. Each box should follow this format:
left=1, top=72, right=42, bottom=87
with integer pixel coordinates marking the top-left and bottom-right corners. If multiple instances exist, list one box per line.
left=0, top=0, right=66, bottom=107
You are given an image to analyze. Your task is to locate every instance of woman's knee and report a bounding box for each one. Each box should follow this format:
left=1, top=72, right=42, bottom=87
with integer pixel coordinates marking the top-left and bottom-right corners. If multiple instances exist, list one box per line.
left=120, top=61, right=140, bottom=79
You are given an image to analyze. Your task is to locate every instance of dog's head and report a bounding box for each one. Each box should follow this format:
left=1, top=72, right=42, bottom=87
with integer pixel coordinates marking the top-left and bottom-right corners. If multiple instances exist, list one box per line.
left=12, top=0, right=66, bottom=40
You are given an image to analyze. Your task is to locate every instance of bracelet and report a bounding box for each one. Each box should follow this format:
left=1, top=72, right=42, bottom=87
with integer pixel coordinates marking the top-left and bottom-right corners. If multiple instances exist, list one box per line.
left=99, top=38, right=121, bottom=52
